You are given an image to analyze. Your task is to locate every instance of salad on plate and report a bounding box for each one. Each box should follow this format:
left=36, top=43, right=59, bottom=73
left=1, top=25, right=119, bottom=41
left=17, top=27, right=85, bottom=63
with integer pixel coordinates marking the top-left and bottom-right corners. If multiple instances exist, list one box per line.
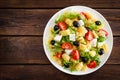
left=47, top=10, right=109, bottom=72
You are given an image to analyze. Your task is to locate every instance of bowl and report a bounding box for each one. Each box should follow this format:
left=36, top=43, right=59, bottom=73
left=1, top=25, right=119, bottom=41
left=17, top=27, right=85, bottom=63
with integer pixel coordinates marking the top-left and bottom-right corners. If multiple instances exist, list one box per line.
left=43, top=6, right=113, bottom=75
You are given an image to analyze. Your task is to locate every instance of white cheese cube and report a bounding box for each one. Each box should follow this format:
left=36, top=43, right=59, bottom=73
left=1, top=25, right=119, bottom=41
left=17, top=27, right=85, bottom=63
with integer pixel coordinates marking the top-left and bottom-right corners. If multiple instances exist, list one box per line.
left=90, top=39, right=97, bottom=47
left=65, top=49, right=73, bottom=55
left=69, top=34, right=75, bottom=41
left=89, top=51, right=96, bottom=57
left=54, top=34, right=62, bottom=42
left=78, top=20, right=84, bottom=26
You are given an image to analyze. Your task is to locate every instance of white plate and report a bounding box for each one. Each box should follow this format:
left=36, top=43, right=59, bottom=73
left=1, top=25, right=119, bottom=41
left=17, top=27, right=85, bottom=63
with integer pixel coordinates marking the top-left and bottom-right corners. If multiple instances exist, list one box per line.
left=43, top=6, right=113, bottom=75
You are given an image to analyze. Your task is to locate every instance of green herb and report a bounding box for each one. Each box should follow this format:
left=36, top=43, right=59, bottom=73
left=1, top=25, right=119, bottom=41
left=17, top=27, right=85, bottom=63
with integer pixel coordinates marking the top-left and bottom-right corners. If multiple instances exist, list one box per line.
left=70, top=67, right=76, bottom=72
left=90, top=47, right=99, bottom=54
left=91, top=55, right=100, bottom=65
left=55, top=12, right=80, bottom=23
left=80, top=51, right=91, bottom=59
left=70, top=63, right=77, bottom=72
left=63, top=61, right=71, bottom=68
left=67, top=13, right=78, bottom=19
left=51, top=42, right=62, bottom=53
left=54, top=45, right=62, bottom=53
left=54, top=42, right=61, bottom=47
left=98, top=36, right=106, bottom=42
left=61, top=35, right=70, bottom=43
left=90, top=47, right=100, bottom=65
left=89, top=22, right=98, bottom=31
left=51, top=29, right=60, bottom=36
left=68, top=26, right=75, bottom=34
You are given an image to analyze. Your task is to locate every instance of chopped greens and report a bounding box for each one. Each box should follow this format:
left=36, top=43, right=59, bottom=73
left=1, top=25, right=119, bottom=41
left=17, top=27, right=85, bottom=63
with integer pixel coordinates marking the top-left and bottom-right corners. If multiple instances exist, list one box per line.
left=89, top=22, right=98, bottom=31
left=68, top=26, right=75, bottom=34
left=98, top=36, right=106, bottom=42
left=55, top=12, right=80, bottom=23
left=61, top=35, right=70, bottom=43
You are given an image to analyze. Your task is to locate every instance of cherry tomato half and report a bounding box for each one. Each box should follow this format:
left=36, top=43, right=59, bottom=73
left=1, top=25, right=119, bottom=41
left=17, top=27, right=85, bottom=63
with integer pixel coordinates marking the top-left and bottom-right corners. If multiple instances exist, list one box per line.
left=71, top=49, right=80, bottom=60
left=87, top=61, right=97, bottom=68
left=85, top=30, right=94, bottom=41
left=80, top=12, right=89, bottom=20
left=99, top=29, right=108, bottom=37
left=56, top=53, right=63, bottom=59
left=58, top=22, right=68, bottom=30
left=62, top=42, right=73, bottom=49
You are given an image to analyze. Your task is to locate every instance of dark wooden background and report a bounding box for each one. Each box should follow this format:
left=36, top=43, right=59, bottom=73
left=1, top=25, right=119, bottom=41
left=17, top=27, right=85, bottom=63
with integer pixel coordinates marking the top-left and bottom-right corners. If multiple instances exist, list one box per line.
left=0, top=0, right=120, bottom=80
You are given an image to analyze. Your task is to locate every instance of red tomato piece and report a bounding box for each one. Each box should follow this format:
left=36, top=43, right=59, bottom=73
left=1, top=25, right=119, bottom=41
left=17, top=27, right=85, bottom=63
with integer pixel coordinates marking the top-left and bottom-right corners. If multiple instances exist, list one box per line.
left=58, top=22, right=67, bottom=30
left=56, top=53, right=63, bottom=59
left=99, top=29, right=108, bottom=37
left=80, top=12, right=89, bottom=20
left=87, top=61, right=97, bottom=68
left=71, top=49, right=80, bottom=60
left=62, top=42, right=73, bottom=49
left=85, top=31, right=94, bottom=41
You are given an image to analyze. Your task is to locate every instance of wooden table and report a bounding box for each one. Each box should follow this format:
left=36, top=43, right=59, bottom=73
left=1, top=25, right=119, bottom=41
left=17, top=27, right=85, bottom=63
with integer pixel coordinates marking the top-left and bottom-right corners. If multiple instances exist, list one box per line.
left=0, top=0, right=120, bottom=80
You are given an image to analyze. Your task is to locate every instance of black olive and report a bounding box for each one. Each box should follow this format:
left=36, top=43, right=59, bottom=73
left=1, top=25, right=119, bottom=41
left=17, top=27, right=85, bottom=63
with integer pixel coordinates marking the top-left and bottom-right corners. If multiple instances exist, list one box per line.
left=50, top=40, right=55, bottom=45
left=98, top=48, right=104, bottom=55
left=85, top=27, right=91, bottom=31
left=73, top=21, right=79, bottom=27
left=95, top=21, right=101, bottom=25
left=73, top=41, right=79, bottom=47
left=81, top=57, right=89, bottom=63
left=54, top=25, right=59, bottom=31
left=64, top=63, right=69, bottom=68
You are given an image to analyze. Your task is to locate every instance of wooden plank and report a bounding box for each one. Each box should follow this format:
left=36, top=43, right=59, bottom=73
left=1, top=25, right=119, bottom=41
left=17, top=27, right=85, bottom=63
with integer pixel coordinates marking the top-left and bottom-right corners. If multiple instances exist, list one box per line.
left=0, top=65, right=119, bottom=80
left=0, top=37, right=119, bottom=64
left=0, top=37, right=49, bottom=64
left=0, top=9, right=119, bottom=35
left=0, top=0, right=119, bottom=9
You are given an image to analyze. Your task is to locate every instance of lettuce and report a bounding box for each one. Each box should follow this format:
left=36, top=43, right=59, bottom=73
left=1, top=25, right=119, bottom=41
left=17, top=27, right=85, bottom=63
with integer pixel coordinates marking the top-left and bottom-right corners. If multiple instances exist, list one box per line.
left=68, top=26, right=75, bottom=34
left=80, top=51, right=91, bottom=59
left=55, top=11, right=80, bottom=23
left=91, top=55, right=100, bottom=65
left=51, top=29, right=60, bottom=36
left=61, top=35, right=70, bottom=43
left=98, top=36, right=106, bottom=42
left=89, top=22, right=98, bottom=31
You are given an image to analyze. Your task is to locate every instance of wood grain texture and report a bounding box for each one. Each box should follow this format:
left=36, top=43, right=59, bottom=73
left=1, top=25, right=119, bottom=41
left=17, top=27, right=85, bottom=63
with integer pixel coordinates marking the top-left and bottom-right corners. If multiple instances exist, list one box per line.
left=0, top=65, right=120, bottom=80
left=0, top=0, right=119, bottom=79
left=0, top=9, right=119, bottom=35
left=0, top=37, right=49, bottom=64
left=0, top=0, right=120, bottom=9
left=0, top=37, right=119, bottom=64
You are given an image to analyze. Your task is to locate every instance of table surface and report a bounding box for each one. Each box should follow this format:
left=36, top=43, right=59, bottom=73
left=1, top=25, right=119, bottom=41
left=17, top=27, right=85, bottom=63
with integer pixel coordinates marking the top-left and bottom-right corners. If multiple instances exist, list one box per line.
left=0, top=0, right=120, bottom=80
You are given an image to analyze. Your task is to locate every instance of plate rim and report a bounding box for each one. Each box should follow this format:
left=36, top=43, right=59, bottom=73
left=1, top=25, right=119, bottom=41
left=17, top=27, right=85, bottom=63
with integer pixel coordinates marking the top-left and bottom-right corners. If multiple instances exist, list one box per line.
left=43, top=6, right=113, bottom=75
